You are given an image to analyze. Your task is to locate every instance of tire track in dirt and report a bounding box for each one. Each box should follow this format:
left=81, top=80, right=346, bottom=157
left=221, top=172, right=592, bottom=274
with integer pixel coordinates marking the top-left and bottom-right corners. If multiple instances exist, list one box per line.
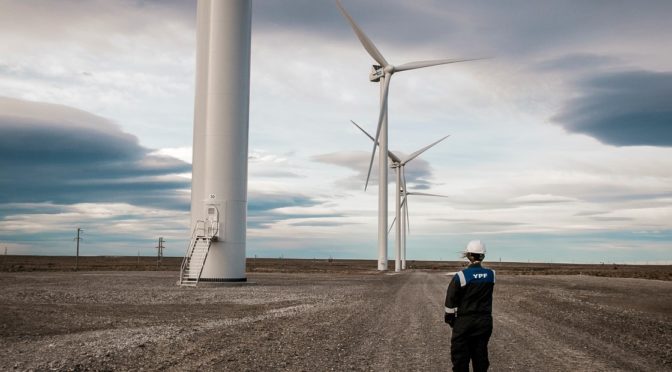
left=367, top=272, right=443, bottom=370
left=338, top=271, right=452, bottom=371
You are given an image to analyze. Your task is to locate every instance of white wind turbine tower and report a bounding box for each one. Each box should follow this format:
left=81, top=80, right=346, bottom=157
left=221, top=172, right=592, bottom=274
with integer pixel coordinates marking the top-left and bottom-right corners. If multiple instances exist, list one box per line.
left=337, top=0, right=480, bottom=271
left=180, top=0, right=251, bottom=286
left=351, top=121, right=449, bottom=272
left=389, top=173, right=449, bottom=270
left=399, top=178, right=449, bottom=269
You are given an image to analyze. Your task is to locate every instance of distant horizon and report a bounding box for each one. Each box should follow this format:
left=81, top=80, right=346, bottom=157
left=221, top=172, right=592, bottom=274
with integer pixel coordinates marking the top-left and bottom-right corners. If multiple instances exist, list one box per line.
left=2, top=252, right=670, bottom=266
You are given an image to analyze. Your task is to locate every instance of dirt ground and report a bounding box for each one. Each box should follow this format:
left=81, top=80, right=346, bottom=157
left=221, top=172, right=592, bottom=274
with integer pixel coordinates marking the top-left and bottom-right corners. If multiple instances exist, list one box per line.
left=1, top=270, right=671, bottom=371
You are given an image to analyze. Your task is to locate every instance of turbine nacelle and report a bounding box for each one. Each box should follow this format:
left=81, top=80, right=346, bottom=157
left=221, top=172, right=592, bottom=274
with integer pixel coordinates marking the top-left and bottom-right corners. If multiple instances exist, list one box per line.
left=368, top=65, right=394, bottom=83
left=369, top=65, right=384, bottom=82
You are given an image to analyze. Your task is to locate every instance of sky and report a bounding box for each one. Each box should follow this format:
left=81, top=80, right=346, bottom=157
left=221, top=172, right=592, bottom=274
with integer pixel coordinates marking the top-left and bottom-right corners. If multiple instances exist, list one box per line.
left=0, top=0, right=670, bottom=264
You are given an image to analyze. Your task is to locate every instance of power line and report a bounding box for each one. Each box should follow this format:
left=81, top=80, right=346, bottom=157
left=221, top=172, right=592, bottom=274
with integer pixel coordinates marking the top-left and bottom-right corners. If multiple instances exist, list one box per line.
left=74, top=228, right=83, bottom=271
left=156, top=237, right=165, bottom=268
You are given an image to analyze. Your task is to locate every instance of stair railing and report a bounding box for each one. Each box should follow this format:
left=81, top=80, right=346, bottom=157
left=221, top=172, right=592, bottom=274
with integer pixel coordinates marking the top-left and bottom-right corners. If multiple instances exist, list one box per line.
left=179, top=220, right=205, bottom=285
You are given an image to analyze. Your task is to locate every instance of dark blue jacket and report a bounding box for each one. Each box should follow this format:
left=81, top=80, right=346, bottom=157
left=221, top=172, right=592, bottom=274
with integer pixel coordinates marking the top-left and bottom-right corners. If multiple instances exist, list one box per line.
left=445, top=263, right=495, bottom=317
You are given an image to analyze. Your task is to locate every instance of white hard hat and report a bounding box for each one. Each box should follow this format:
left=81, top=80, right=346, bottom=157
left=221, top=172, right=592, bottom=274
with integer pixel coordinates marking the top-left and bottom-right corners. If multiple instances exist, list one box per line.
left=465, top=240, right=486, bottom=254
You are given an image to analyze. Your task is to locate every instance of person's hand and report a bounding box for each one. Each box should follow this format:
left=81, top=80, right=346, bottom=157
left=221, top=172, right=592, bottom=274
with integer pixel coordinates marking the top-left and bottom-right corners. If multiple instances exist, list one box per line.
left=444, top=313, right=455, bottom=327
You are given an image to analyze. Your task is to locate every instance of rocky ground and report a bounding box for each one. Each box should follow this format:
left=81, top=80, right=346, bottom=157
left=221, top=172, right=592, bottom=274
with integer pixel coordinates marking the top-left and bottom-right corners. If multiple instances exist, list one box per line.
left=1, top=270, right=670, bottom=371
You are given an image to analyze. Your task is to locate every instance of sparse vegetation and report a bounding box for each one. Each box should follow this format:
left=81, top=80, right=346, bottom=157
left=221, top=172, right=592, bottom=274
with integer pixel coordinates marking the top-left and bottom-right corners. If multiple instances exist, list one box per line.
left=1, top=256, right=670, bottom=281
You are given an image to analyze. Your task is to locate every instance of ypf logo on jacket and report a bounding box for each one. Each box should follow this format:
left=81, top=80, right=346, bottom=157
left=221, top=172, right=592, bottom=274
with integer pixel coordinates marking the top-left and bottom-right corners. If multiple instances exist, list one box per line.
left=455, top=267, right=495, bottom=287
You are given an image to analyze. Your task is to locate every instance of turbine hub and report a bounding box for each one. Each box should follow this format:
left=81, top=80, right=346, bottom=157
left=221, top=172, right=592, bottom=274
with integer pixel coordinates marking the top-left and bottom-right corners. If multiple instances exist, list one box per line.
left=384, top=65, right=395, bottom=74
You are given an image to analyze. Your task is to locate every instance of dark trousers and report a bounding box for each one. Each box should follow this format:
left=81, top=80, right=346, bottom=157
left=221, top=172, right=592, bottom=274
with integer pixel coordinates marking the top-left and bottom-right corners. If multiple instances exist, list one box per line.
left=450, top=314, right=492, bottom=372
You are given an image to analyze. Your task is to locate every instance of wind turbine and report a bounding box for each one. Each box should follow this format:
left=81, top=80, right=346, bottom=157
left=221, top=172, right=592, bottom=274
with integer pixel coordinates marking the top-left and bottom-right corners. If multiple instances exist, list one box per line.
left=337, top=0, right=480, bottom=271
left=351, top=120, right=449, bottom=271
left=403, top=183, right=449, bottom=269
left=390, top=180, right=449, bottom=270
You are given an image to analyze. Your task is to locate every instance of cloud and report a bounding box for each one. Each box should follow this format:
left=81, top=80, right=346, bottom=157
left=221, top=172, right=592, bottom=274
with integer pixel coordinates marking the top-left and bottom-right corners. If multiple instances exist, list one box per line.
left=0, top=0, right=197, bottom=151
left=534, top=53, right=619, bottom=72
left=0, top=97, right=190, bottom=210
left=431, top=217, right=527, bottom=233
left=150, top=147, right=192, bottom=164
left=0, top=200, right=191, bottom=256
left=251, top=169, right=304, bottom=178
left=248, top=150, right=304, bottom=178
left=251, top=0, right=672, bottom=62
left=248, top=192, right=320, bottom=212
left=590, top=216, right=634, bottom=222
left=0, top=0, right=195, bottom=50
left=0, top=97, right=347, bottom=244
left=311, top=151, right=372, bottom=189
left=253, top=0, right=463, bottom=50
left=246, top=192, right=346, bottom=230
left=289, top=220, right=358, bottom=227
left=553, top=70, right=672, bottom=147
left=508, top=194, right=579, bottom=204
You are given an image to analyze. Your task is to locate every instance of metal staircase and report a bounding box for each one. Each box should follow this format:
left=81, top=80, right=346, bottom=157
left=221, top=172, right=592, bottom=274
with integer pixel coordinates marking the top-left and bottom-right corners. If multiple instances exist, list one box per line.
left=179, top=221, right=212, bottom=287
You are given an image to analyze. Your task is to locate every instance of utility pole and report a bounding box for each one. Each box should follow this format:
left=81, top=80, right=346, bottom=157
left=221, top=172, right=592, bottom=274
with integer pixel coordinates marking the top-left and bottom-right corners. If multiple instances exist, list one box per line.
left=74, top=228, right=83, bottom=271
left=156, top=237, right=165, bottom=269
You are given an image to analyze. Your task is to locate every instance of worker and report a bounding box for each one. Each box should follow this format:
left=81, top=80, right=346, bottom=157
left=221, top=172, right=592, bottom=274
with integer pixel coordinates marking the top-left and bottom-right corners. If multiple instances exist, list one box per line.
left=444, top=240, right=495, bottom=372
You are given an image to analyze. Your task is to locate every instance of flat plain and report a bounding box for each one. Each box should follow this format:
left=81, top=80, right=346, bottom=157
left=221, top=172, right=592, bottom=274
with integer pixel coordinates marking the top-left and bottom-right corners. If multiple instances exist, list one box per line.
left=1, top=260, right=671, bottom=371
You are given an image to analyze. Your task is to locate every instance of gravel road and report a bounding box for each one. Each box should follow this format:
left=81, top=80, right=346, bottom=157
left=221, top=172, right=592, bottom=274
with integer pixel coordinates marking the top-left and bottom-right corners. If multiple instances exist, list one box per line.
left=1, top=271, right=670, bottom=371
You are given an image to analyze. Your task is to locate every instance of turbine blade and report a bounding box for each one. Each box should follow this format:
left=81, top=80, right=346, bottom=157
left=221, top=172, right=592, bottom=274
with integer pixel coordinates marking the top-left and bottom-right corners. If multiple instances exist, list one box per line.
left=365, top=72, right=392, bottom=190
left=351, top=120, right=402, bottom=163
left=395, top=57, right=486, bottom=72
left=351, top=120, right=375, bottom=142
left=388, top=215, right=396, bottom=235
left=364, top=150, right=375, bottom=191
left=402, top=167, right=410, bottom=235
left=407, top=192, right=449, bottom=198
left=401, top=135, right=450, bottom=165
left=335, top=0, right=388, bottom=67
